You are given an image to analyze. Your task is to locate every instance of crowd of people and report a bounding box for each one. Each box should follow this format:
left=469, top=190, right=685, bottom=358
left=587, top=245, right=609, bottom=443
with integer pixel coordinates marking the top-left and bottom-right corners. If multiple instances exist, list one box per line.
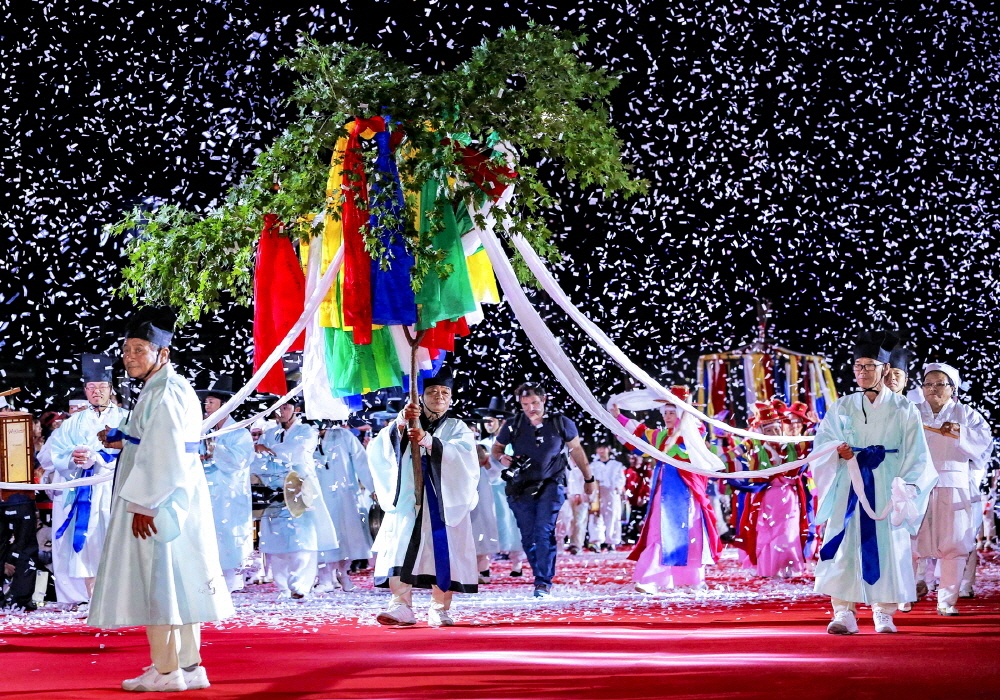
left=0, top=315, right=997, bottom=690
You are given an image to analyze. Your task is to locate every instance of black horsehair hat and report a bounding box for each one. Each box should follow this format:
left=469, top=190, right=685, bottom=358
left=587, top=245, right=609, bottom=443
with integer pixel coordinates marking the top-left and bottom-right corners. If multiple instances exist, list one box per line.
left=852, top=330, right=900, bottom=364
left=197, top=375, right=235, bottom=401
left=474, top=396, right=514, bottom=419
left=124, top=306, right=176, bottom=347
left=423, top=367, right=454, bottom=390
left=888, top=345, right=916, bottom=375
left=81, top=353, right=114, bottom=383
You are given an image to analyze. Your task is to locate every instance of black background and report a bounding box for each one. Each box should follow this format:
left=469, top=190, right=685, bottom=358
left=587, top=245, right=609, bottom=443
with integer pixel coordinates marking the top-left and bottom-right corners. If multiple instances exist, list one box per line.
left=4, top=0, right=999, bottom=441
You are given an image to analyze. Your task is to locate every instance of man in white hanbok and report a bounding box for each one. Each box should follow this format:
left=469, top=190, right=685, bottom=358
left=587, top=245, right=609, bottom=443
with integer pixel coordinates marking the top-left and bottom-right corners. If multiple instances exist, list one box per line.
left=315, top=422, right=374, bottom=592
left=254, top=401, right=338, bottom=598
left=368, top=371, right=480, bottom=627
left=46, top=354, right=127, bottom=606
left=199, top=376, right=256, bottom=593
left=89, top=308, right=233, bottom=693
left=475, top=397, right=525, bottom=574
left=587, top=444, right=626, bottom=551
left=812, top=331, right=936, bottom=635
left=911, top=363, right=992, bottom=616
left=469, top=444, right=501, bottom=582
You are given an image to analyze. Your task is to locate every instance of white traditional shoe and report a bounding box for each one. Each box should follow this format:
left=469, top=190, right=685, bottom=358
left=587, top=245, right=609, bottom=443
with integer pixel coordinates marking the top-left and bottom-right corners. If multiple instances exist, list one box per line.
left=122, top=666, right=187, bottom=692
left=897, top=602, right=913, bottom=613
left=428, top=606, right=455, bottom=627
left=873, top=611, right=898, bottom=633
left=634, top=582, right=658, bottom=595
left=182, top=665, right=210, bottom=690
left=937, top=604, right=960, bottom=616
left=377, top=602, right=416, bottom=626
left=313, top=581, right=335, bottom=594
left=826, top=610, right=859, bottom=635
left=336, top=569, right=356, bottom=592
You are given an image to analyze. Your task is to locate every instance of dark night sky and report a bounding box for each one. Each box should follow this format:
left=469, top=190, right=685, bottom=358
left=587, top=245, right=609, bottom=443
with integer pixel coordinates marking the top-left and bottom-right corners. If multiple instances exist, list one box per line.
left=4, top=0, right=999, bottom=439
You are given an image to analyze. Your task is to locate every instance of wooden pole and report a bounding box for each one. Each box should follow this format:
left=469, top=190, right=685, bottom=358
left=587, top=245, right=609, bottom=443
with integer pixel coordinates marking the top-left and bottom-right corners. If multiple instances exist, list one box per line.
left=403, top=325, right=427, bottom=507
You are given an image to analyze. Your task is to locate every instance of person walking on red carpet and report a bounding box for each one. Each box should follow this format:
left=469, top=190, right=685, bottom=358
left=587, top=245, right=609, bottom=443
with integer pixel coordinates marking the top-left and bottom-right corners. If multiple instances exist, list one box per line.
left=368, top=370, right=481, bottom=627
left=732, top=405, right=809, bottom=578
left=89, top=308, right=234, bottom=692
left=910, top=363, right=992, bottom=616
left=811, top=331, right=936, bottom=635
left=612, top=386, right=722, bottom=594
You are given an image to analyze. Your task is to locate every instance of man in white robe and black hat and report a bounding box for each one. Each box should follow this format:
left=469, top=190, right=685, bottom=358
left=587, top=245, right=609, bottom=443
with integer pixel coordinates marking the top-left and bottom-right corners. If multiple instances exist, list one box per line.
left=368, top=369, right=480, bottom=627
left=811, top=330, right=936, bottom=635
left=198, top=375, right=256, bottom=593
left=89, top=307, right=233, bottom=692
left=46, top=353, right=127, bottom=607
left=910, top=362, right=992, bottom=616
left=253, top=397, right=338, bottom=599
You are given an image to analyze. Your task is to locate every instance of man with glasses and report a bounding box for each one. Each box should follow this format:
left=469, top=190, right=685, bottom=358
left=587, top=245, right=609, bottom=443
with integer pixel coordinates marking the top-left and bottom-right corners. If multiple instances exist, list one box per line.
left=811, top=331, right=936, bottom=635
left=910, top=363, right=992, bottom=616
left=491, top=383, right=596, bottom=598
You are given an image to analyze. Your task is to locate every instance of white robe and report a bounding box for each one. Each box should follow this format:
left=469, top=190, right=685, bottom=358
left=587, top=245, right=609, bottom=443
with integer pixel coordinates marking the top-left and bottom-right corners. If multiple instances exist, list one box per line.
left=46, top=405, right=127, bottom=585
left=255, top=421, right=338, bottom=554
left=812, top=387, right=937, bottom=604
left=88, top=365, right=234, bottom=628
left=469, top=463, right=500, bottom=556
left=315, top=427, right=375, bottom=562
left=914, top=400, right=992, bottom=560
left=202, top=418, right=255, bottom=570
left=589, top=458, right=626, bottom=545
left=369, top=414, right=480, bottom=591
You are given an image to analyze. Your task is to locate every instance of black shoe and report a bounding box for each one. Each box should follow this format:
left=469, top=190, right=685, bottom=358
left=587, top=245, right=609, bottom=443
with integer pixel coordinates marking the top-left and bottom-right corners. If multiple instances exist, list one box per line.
left=568, top=545, right=579, bottom=555
left=600, top=543, right=613, bottom=552
left=509, top=569, right=523, bottom=577
left=533, top=585, right=551, bottom=598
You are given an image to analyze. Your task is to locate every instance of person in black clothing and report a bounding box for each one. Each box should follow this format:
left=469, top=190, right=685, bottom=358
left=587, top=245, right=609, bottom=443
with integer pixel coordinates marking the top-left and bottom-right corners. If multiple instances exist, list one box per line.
left=490, top=383, right=596, bottom=598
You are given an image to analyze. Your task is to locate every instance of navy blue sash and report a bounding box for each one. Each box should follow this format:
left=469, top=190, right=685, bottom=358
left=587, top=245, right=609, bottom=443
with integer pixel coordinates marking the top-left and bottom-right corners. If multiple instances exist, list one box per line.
left=819, top=445, right=898, bottom=585
left=55, top=451, right=116, bottom=552
left=422, top=456, right=452, bottom=592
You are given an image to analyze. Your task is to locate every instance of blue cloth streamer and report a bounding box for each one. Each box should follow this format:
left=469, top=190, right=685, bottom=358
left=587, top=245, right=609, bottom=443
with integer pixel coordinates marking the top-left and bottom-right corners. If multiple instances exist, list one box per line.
left=421, top=456, right=452, bottom=592
left=818, top=445, right=897, bottom=585
left=54, top=451, right=118, bottom=552
left=370, top=121, right=417, bottom=326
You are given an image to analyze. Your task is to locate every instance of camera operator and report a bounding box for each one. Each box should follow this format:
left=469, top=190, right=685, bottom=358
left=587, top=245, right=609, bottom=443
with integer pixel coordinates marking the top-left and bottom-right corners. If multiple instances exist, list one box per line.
left=491, top=383, right=595, bottom=598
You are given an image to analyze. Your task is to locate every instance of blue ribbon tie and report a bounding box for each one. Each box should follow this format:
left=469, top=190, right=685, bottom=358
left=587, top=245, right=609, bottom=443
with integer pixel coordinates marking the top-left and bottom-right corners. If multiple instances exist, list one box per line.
left=819, top=445, right=897, bottom=585
left=105, top=428, right=199, bottom=453
left=421, top=456, right=452, bottom=592
left=55, top=467, right=94, bottom=552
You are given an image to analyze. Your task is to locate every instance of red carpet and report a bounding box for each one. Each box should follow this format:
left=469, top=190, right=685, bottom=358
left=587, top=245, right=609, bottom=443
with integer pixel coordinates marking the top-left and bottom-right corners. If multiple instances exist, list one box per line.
left=3, top=550, right=998, bottom=699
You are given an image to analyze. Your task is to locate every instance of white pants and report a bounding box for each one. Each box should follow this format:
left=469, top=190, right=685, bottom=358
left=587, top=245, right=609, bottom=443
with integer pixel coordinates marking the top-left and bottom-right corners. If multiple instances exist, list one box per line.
left=270, top=551, right=317, bottom=596
left=588, top=488, right=622, bottom=546
left=388, top=576, right=452, bottom=610
left=222, top=568, right=243, bottom=593
left=831, top=597, right=896, bottom=616
left=566, top=497, right=590, bottom=549
left=147, top=623, right=201, bottom=674
left=961, top=549, right=978, bottom=596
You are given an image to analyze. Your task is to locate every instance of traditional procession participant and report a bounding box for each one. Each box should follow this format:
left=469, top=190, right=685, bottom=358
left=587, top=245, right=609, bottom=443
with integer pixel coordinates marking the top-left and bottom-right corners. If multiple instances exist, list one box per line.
left=812, top=330, right=936, bottom=635
left=587, top=444, right=626, bottom=552
left=46, top=354, right=127, bottom=606
left=911, top=363, right=992, bottom=616
left=885, top=345, right=916, bottom=396
left=611, top=386, right=722, bottom=594
left=89, top=307, right=233, bottom=692
left=254, top=398, right=338, bottom=599
left=368, top=370, right=480, bottom=627
left=314, top=420, right=374, bottom=593
left=474, top=397, right=525, bottom=575
left=470, top=444, right=501, bottom=583
left=492, top=383, right=595, bottom=598
left=558, top=460, right=590, bottom=555
left=733, top=405, right=809, bottom=578
left=198, top=375, right=255, bottom=593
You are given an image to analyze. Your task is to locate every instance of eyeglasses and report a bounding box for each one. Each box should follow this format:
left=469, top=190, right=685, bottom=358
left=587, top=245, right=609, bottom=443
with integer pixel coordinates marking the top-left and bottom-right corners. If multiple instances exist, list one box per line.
left=851, top=362, right=884, bottom=372
left=921, top=382, right=952, bottom=389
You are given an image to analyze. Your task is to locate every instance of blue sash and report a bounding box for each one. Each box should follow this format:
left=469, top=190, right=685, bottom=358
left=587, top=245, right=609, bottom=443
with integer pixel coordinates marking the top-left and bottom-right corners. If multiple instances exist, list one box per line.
left=819, top=445, right=897, bottom=585
left=655, top=461, right=694, bottom=567
left=422, top=456, right=452, bottom=592
left=105, top=427, right=199, bottom=453
left=55, top=451, right=116, bottom=552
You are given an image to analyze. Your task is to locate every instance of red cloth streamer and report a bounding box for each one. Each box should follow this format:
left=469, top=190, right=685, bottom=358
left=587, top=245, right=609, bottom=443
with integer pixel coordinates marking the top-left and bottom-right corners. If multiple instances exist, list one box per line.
left=252, top=214, right=305, bottom=395
left=341, top=117, right=386, bottom=345
left=447, top=141, right=518, bottom=200
left=419, top=318, right=470, bottom=353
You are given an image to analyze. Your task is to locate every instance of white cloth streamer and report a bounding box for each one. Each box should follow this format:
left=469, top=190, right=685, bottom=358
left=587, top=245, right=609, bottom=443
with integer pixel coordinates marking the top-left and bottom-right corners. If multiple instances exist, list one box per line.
left=201, top=243, right=345, bottom=431
left=509, top=233, right=814, bottom=444
left=475, top=200, right=834, bottom=479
